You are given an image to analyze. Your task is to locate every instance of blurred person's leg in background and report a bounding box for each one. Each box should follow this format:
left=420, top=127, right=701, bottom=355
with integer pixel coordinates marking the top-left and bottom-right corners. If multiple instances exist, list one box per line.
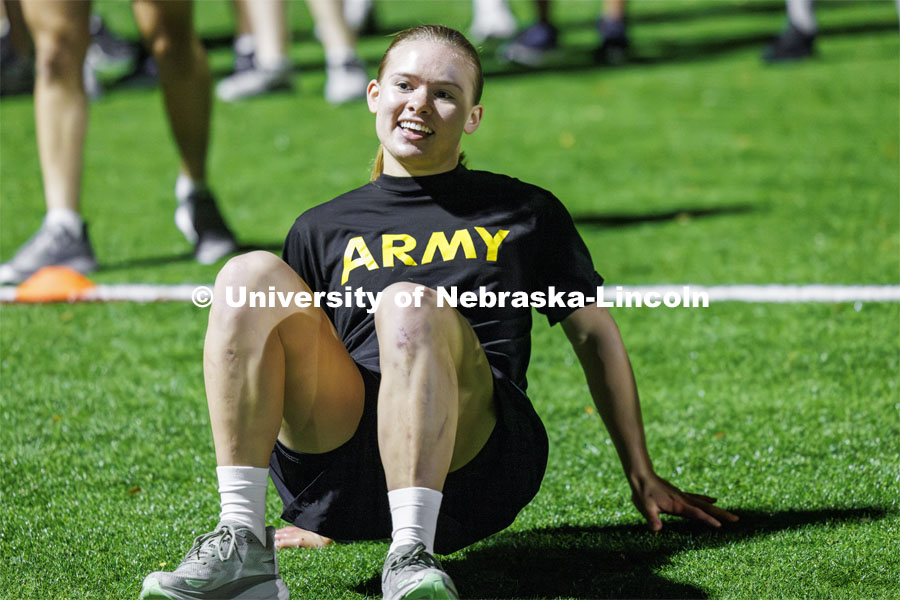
left=306, top=0, right=367, bottom=104
left=595, top=0, right=629, bottom=65
left=0, top=0, right=97, bottom=285
left=230, top=0, right=256, bottom=74
left=342, top=0, right=376, bottom=36
left=217, top=0, right=292, bottom=101
left=133, top=0, right=238, bottom=264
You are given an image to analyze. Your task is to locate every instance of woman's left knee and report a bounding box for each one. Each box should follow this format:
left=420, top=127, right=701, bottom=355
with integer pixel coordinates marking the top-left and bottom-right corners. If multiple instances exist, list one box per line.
left=134, top=2, right=194, bottom=60
left=374, top=283, right=448, bottom=345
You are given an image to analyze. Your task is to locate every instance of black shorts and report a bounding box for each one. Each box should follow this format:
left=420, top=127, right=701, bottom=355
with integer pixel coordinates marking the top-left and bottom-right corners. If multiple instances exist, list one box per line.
left=269, top=364, right=549, bottom=555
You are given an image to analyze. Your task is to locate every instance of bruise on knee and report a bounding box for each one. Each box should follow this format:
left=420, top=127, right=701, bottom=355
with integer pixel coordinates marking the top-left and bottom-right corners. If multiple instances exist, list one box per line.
left=393, top=320, right=432, bottom=351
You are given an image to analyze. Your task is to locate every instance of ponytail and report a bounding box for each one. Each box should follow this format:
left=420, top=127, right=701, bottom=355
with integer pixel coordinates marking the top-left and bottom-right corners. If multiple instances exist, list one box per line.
left=370, top=145, right=385, bottom=181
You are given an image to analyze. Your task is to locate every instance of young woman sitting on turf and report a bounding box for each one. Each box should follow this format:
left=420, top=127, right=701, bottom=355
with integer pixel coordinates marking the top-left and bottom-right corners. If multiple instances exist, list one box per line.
left=140, top=24, right=738, bottom=600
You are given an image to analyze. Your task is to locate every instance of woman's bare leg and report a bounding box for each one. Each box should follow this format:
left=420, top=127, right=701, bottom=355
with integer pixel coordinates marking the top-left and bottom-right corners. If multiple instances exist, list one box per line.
left=21, top=0, right=90, bottom=213
left=375, top=283, right=497, bottom=493
left=132, top=0, right=209, bottom=182
left=205, top=251, right=365, bottom=468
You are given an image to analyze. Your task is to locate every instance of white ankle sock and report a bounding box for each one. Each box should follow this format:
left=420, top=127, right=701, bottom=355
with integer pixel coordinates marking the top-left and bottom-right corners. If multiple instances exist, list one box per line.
left=175, top=174, right=206, bottom=203
left=234, top=33, right=256, bottom=56
left=255, top=53, right=290, bottom=71
left=473, top=0, right=512, bottom=19
left=325, top=47, right=357, bottom=68
left=388, top=487, right=443, bottom=555
left=44, top=209, right=83, bottom=236
left=216, top=466, right=269, bottom=545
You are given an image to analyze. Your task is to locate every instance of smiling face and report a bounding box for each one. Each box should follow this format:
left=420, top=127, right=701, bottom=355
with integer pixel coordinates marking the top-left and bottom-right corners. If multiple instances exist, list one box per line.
left=367, top=39, right=483, bottom=177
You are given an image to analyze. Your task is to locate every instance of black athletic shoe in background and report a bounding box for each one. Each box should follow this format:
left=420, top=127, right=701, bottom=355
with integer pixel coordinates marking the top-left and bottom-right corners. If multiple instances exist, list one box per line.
left=175, top=187, right=239, bottom=265
left=595, top=16, right=629, bottom=66
left=763, top=23, right=816, bottom=63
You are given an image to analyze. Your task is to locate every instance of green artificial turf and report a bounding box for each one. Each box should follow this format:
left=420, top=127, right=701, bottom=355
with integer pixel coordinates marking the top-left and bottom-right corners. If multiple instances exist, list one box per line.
left=1, top=1, right=898, bottom=598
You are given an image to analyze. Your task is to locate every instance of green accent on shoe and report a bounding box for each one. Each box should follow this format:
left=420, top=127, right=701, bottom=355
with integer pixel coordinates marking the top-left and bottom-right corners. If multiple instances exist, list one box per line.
left=400, top=572, right=458, bottom=599
left=138, top=523, right=289, bottom=600
left=139, top=577, right=175, bottom=599
left=382, top=543, right=458, bottom=600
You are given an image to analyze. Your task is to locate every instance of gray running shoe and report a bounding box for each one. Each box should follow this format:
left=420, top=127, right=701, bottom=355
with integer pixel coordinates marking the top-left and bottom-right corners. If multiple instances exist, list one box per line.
left=216, top=59, right=292, bottom=102
left=174, top=188, right=238, bottom=265
left=324, top=59, right=368, bottom=105
left=0, top=222, right=97, bottom=285
left=382, top=543, right=459, bottom=600
left=140, top=522, right=290, bottom=600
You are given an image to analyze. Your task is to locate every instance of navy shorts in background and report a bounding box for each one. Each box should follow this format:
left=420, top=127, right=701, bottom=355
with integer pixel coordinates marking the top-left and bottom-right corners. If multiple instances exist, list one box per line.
left=269, top=364, right=549, bottom=555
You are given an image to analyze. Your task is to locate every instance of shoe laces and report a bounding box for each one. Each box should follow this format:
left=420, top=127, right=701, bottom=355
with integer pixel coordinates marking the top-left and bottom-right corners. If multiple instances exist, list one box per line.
left=13, top=223, right=77, bottom=261
left=186, top=524, right=242, bottom=564
left=387, top=543, right=442, bottom=573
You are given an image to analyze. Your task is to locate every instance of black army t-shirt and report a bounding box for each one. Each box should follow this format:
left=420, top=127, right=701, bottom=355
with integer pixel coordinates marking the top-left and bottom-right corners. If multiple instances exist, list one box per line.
left=282, top=164, right=604, bottom=391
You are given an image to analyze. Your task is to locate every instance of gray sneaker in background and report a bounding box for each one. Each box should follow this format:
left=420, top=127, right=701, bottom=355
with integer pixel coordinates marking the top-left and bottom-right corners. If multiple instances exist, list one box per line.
left=382, top=542, right=459, bottom=600
left=216, top=59, right=292, bottom=102
left=324, top=59, right=368, bottom=105
left=140, top=522, right=290, bottom=600
left=0, top=222, right=97, bottom=285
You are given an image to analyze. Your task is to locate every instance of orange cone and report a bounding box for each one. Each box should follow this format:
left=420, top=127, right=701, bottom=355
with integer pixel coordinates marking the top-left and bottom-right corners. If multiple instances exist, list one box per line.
left=15, top=266, right=97, bottom=303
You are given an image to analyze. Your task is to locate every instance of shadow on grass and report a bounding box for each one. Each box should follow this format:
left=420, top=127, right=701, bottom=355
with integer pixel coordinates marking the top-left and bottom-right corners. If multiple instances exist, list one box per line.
left=572, top=203, right=755, bottom=228
left=98, top=251, right=196, bottom=272
left=96, top=242, right=281, bottom=273
left=95, top=204, right=748, bottom=272
left=354, top=507, right=889, bottom=599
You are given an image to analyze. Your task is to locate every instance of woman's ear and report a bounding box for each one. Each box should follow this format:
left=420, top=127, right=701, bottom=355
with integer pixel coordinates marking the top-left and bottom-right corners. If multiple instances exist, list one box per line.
left=464, top=104, right=484, bottom=135
left=366, top=79, right=380, bottom=114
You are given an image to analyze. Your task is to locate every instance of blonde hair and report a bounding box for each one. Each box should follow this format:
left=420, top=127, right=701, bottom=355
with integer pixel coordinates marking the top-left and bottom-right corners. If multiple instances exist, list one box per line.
left=370, top=25, right=483, bottom=181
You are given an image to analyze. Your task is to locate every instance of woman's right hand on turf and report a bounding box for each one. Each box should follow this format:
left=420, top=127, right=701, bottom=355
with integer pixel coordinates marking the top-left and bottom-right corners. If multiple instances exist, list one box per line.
left=628, top=471, right=739, bottom=531
left=274, top=526, right=333, bottom=550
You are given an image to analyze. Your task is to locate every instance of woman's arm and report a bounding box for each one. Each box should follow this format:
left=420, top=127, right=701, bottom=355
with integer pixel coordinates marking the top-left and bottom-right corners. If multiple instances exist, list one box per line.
left=561, top=304, right=738, bottom=530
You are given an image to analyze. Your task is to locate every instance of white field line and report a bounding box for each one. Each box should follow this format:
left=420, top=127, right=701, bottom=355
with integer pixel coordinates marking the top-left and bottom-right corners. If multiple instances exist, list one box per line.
left=1, top=284, right=899, bottom=304
left=0, top=284, right=199, bottom=303
left=610, top=285, right=900, bottom=303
